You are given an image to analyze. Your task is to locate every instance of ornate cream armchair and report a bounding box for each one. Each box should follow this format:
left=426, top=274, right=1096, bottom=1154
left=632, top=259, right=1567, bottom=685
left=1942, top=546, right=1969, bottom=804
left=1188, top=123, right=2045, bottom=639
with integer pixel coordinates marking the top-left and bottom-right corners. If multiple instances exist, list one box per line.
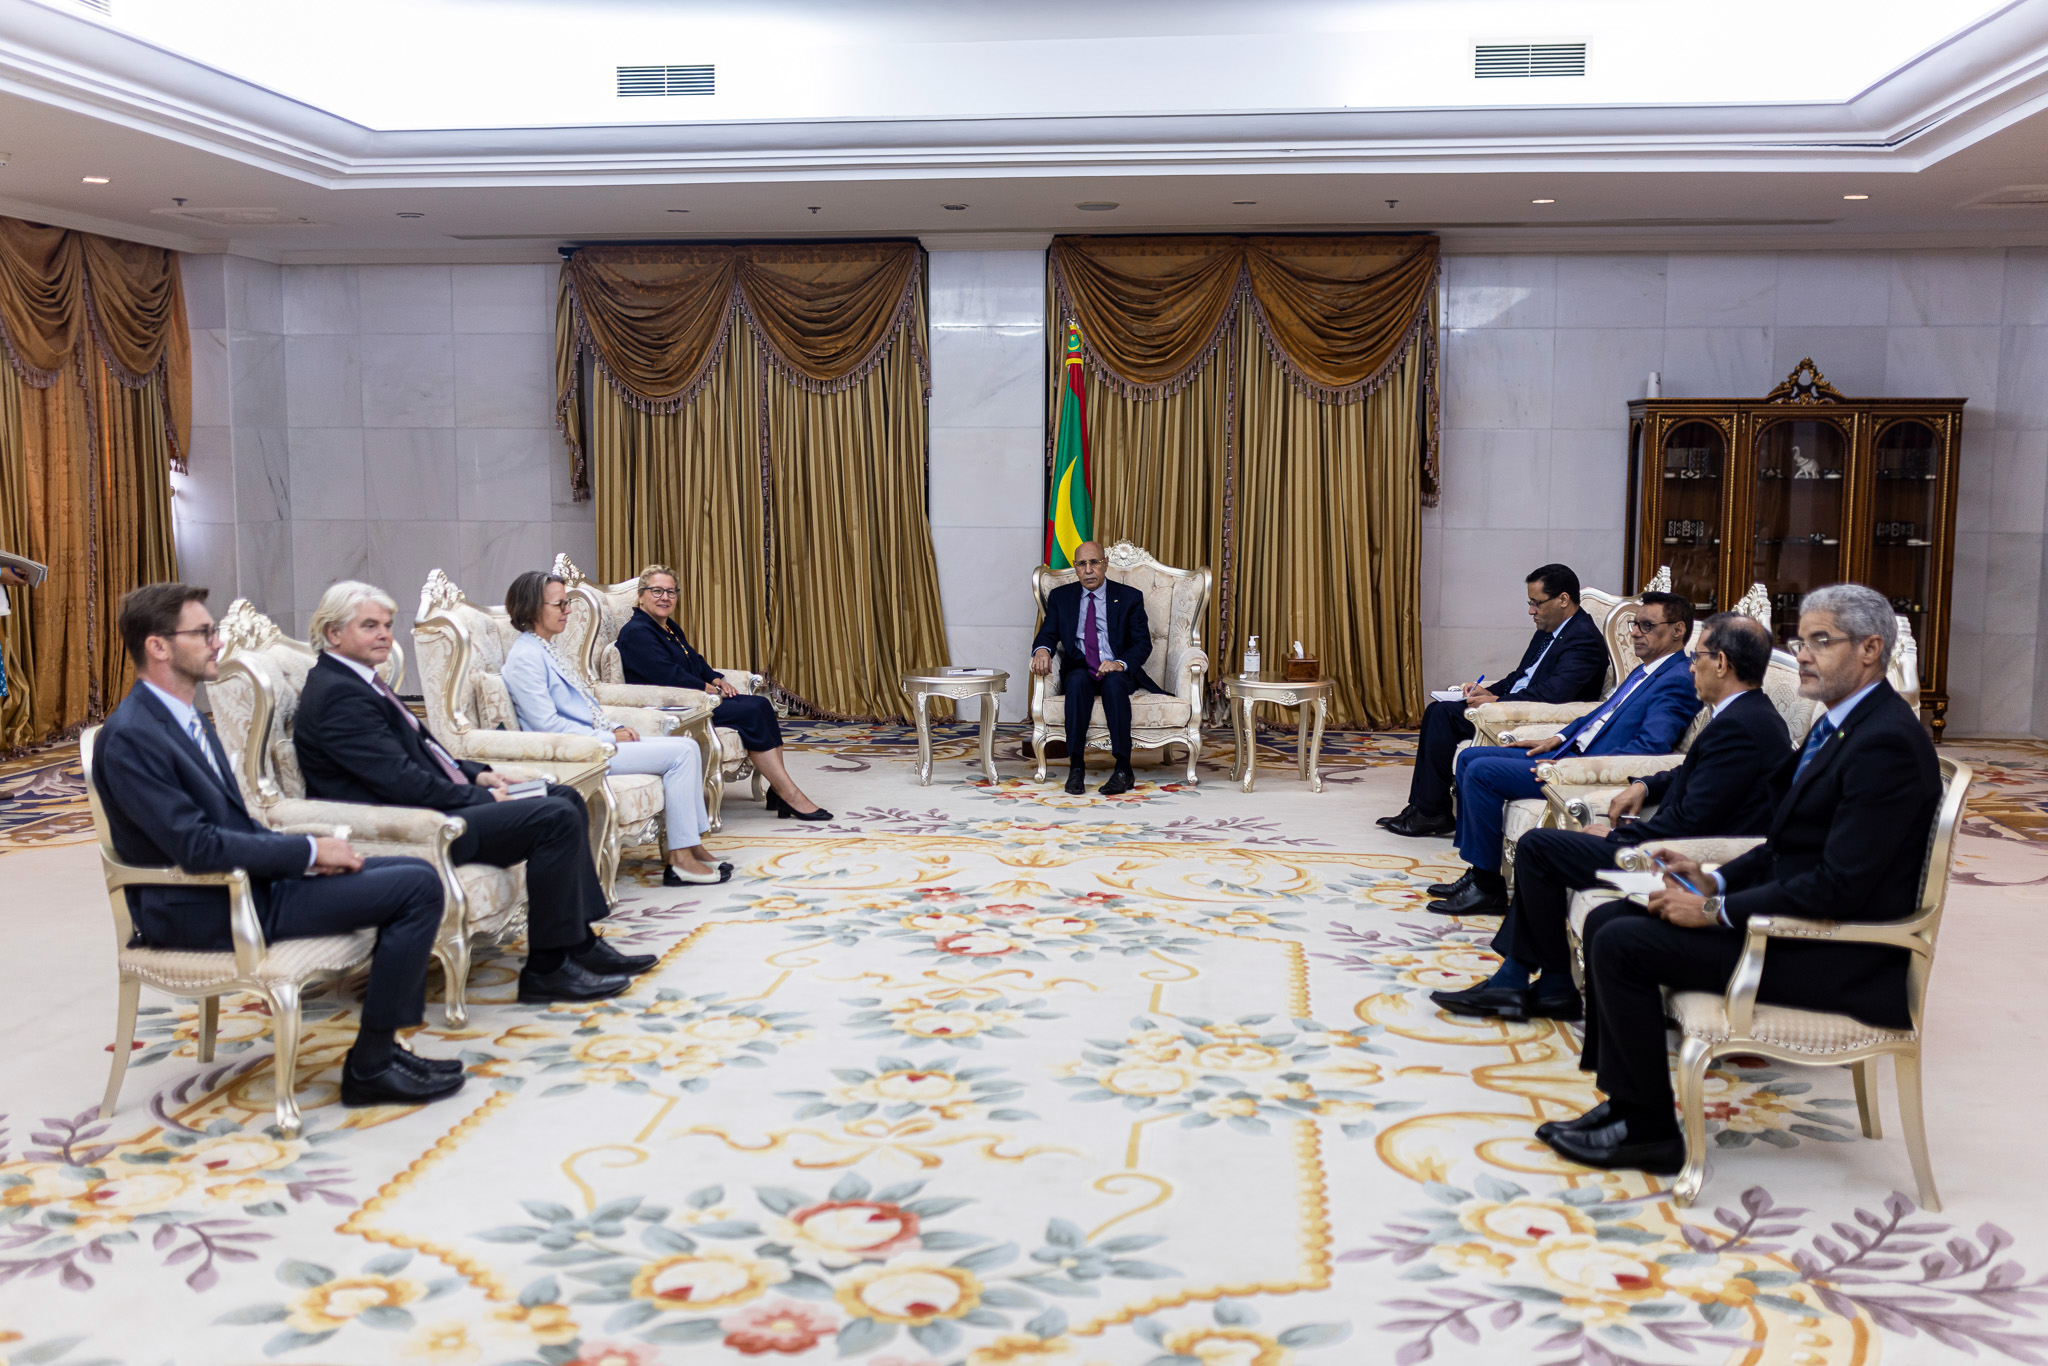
left=83, top=726, right=376, bottom=1139
left=550, top=554, right=764, bottom=832
left=410, top=570, right=704, bottom=897
left=1028, top=541, right=1210, bottom=785
left=1466, top=567, right=1675, bottom=750
left=211, top=600, right=528, bottom=1027
left=1591, top=758, right=1970, bottom=1210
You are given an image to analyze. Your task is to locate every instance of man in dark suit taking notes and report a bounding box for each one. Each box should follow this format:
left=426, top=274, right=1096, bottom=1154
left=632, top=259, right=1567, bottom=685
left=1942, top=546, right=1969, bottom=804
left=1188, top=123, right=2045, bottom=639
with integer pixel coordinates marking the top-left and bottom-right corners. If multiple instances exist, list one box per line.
left=1031, top=540, right=1167, bottom=797
left=1385, top=563, right=1607, bottom=837
left=89, top=583, right=461, bottom=1110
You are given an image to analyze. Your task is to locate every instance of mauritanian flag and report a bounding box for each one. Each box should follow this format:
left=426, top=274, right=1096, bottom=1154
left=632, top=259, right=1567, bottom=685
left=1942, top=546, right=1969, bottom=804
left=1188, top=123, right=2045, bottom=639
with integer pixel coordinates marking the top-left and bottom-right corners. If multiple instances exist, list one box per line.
left=1045, top=320, right=1094, bottom=569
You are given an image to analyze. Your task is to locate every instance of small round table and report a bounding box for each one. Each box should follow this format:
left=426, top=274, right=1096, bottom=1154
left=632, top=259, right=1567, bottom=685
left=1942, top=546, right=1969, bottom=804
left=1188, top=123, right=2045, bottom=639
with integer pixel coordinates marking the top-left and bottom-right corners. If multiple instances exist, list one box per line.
left=899, top=670, right=1010, bottom=786
left=1225, top=674, right=1335, bottom=793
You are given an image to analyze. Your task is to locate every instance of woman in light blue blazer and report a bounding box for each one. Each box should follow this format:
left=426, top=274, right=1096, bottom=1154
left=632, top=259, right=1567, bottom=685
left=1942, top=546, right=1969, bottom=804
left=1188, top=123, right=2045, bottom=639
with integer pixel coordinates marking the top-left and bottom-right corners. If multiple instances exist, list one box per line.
left=500, top=571, right=728, bottom=888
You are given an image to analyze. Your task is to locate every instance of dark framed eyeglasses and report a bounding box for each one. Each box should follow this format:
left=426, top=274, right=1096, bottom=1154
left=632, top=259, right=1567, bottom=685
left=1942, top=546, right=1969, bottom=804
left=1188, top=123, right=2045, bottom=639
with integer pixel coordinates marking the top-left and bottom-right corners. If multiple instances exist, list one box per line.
left=160, top=626, right=220, bottom=643
left=1073, top=558, right=1106, bottom=570
left=642, top=587, right=680, bottom=598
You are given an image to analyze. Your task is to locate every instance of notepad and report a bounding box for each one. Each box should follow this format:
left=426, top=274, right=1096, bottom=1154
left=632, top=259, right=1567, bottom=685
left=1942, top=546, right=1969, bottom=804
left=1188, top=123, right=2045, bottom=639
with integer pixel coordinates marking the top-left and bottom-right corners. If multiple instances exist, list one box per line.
left=1595, top=870, right=1667, bottom=897
left=942, top=667, right=1000, bottom=676
left=1430, top=689, right=1466, bottom=702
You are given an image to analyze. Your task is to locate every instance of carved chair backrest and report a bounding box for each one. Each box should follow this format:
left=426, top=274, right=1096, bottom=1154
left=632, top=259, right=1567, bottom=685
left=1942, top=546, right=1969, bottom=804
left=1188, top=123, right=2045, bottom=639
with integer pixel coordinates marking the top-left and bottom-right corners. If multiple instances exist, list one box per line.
left=550, top=556, right=643, bottom=688
left=78, top=725, right=139, bottom=949
left=412, top=570, right=523, bottom=743
left=1030, top=541, right=1209, bottom=693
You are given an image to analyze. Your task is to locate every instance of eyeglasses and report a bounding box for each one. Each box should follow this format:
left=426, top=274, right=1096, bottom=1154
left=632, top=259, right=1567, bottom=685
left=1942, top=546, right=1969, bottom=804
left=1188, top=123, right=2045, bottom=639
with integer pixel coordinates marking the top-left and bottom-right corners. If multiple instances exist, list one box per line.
left=1628, top=617, right=1676, bottom=634
left=642, top=588, right=679, bottom=598
left=1074, top=558, right=1106, bottom=569
left=542, top=597, right=568, bottom=611
left=1789, top=632, right=1864, bottom=655
left=161, top=626, right=220, bottom=643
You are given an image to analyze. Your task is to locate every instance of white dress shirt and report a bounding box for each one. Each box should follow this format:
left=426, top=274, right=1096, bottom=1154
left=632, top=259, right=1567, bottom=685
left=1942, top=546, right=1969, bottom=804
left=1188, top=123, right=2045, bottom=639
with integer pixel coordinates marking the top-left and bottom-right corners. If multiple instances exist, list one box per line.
left=1507, top=629, right=1557, bottom=695
left=145, top=679, right=317, bottom=872
left=1570, top=651, right=1674, bottom=752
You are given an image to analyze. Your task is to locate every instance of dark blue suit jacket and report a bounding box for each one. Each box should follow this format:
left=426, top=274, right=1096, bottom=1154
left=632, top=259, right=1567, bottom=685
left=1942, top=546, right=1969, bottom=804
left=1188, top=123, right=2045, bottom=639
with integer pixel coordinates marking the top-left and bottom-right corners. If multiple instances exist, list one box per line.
left=1032, top=580, right=1166, bottom=694
left=1550, top=652, right=1702, bottom=757
left=617, top=608, right=721, bottom=690
left=1493, top=608, right=1607, bottom=705
left=91, top=683, right=313, bottom=949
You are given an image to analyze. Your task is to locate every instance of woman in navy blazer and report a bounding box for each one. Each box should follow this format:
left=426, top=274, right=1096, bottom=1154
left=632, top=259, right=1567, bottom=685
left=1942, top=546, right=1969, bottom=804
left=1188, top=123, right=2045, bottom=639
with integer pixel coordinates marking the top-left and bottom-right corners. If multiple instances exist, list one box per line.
left=614, top=564, right=828, bottom=820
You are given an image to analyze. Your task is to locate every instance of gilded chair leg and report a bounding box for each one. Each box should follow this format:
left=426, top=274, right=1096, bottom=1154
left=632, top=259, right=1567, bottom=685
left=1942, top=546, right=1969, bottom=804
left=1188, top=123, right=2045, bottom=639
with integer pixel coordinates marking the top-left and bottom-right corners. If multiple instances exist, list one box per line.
left=267, top=984, right=304, bottom=1139
left=1851, top=1058, right=1883, bottom=1140
left=1893, top=1049, right=1941, bottom=1212
left=436, top=932, right=473, bottom=1029
left=750, top=766, right=765, bottom=801
left=1672, top=1036, right=1715, bottom=1207
left=198, top=995, right=220, bottom=1063
left=705, top=764, right=725, bottom=834
left=100, top=976, right=141, bottom=1121
left=1184, top=732, right=1200, bottom=786
left=1031, top=726, right=1049, bottom=783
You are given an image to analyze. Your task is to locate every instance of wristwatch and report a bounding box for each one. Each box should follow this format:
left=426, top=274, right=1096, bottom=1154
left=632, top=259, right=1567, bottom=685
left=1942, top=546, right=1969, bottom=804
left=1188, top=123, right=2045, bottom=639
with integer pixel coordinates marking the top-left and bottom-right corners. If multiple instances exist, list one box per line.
left=1701, top=894, right=1724, bottom=924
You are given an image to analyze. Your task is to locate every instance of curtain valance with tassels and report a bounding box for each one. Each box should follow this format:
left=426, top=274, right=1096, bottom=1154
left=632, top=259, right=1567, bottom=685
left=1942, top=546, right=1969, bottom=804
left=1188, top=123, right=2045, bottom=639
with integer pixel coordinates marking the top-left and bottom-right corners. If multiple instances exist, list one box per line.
left=0, top=216, right=187, bottom=751
left=555, top=242, right=925, bottom=499
left=1051, top=233, right=1439, bottom=496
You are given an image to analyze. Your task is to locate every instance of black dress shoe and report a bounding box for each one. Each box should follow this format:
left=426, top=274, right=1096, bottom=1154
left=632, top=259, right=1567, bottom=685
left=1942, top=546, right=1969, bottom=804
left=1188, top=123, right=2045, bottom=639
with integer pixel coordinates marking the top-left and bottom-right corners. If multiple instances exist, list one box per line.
left=1542, top=1114, right=1685, bottom=1175
left=788, top=806, right=833, bottom=822
left=1064, top=768, right=1086, bottom=795
left=394, top=1047, right=464, bottom=1077
left=1430, top=983, right=1583, bottom=1021
left=1427, top=881, right=1509, bottom=915
left=575, top=936, right=659, bottom=975
left=1377, top=805, right=1416, bottom=829
left=664, top=864, right=734, bottom=887
left=1099, top=766, right=1136, bottom=796
left=1535, top=1100, right=1613, bottom=1143
left=341, top=1057, right=465, bottom=1108
left=518, top=959, right=631, bottom=1003
left=1387, top=809, right=1456, bottom=838
left=769, top=791, right=834, bottom=822
left=1427, top=869, right=1476, bottom=898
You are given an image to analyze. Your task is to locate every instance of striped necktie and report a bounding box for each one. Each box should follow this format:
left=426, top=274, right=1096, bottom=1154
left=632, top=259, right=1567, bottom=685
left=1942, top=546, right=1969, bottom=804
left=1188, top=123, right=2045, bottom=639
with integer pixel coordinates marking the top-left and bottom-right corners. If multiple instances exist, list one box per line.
left=187, top=714, right=224, bottom=783
left=1793, top=715, right=1836, bottom=782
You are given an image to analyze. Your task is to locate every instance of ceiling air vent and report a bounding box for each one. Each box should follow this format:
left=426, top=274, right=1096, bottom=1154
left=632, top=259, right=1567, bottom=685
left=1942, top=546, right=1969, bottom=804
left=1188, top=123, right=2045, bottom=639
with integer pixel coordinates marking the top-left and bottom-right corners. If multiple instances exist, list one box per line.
left=1474, top=42, right=1587, bottom=78
left=617, top=65, right=715, bottom=97
left=1961, top=185, right=2048, bottom=209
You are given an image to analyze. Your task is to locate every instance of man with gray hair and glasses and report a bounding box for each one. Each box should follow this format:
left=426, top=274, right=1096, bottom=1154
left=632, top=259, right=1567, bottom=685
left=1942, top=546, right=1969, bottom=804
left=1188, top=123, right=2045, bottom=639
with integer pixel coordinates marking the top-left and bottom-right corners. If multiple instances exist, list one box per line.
left=1542, top=583, right=1939, bottom=1177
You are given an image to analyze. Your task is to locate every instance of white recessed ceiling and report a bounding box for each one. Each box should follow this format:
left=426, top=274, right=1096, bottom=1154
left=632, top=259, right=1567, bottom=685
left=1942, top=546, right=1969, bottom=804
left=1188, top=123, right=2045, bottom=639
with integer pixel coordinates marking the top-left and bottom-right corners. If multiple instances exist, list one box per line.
left=2, top=0, right=2048, bottom=260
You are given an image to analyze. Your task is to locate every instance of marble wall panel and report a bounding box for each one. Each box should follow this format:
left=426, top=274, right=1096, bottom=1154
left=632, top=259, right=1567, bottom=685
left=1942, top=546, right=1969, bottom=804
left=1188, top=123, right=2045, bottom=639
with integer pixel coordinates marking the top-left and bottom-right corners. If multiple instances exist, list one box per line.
left=453, top=265, right=553, bottom=334
left=1773, top=254, right=1892, bottom=326
left=928, top=426, right=1044, bottom=529
left=1434, top=528, right=1550, bottom=629
left=1547, top=429, right=1628, bottom=532
left=1991, top=430, right=2048, bottom=536
left=928, top=325, right=1043, bottom=429
left=461, top=520, right=556, bottom=606
left=229, top=333, right=287, bottom=429
left=365, top=429, right=460, bottom=524
left=225, top=257, right=281, bottom=335
left=943, top=623, right=1037, bottom=680
left=284, top=266, right=359, bottom=336
left=189, top=329, right=230, bottom=428
left=173, top=518, right=237, bottom=605
left=453, top=333, right=555, bottom=427
left=1550, top=328, right=1660, bottom=428
left=172, top=427, right=236, bottom=525
left=1443, top=255, right=1556, bottom=329
left=292, top=521, right=372, bottom=623
left=1554, top=255, right=1666, bottom=328
left=1665, top=253, right=1777, bottom=326
left=358, top=265, right=453, bottom=334
left=181, top=254, right=227, bottom=332
left=1770, top=326, right=1886, bottom=397
left=233, top=427, right=291, bottom=523
left=1890, top=250, right=2007, bottom=327
left=1443, top=329, right=1553, bottom=428
left=457, top=427, right=554, bottom=523
left=235, top=521, right=293, bottom=622
left=287, top=429, right=366, bottom=521
left=928, top=251, right=1044, bottom=327
left=1980, top=630, right=2037, bottom=735
left=360, top=334, right=456, bottom=428
left=284, top=335, right=362, bottom=428
left=1659, top=326, right=1774, bottom=398
left=930, top=525, right=1041, bottom=629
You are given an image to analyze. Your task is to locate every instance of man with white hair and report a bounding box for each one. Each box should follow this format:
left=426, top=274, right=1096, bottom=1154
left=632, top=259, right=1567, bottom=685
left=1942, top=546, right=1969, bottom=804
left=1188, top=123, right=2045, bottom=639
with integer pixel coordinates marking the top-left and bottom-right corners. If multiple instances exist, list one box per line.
left=1541, top=583, right=1939, bottom=1176
left=292, top=581, right=652, bottom=1004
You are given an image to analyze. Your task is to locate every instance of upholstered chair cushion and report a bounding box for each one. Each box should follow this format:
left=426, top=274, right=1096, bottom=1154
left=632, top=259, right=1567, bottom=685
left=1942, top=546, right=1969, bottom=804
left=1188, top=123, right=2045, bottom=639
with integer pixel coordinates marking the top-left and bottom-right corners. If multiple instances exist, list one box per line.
left=119, top=930, right=377, bottom=994
left=454, top=863, right=527, bottom=938
left=610, top=773, right=665, bottom=829
left=1665, top=990, right=1915, bottom=1055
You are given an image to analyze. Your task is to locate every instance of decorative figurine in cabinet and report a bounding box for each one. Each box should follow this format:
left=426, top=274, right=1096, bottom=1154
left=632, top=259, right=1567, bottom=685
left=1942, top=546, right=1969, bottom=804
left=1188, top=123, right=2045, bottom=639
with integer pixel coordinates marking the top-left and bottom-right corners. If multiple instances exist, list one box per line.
left=1625, top=360, right=1965, bottom=737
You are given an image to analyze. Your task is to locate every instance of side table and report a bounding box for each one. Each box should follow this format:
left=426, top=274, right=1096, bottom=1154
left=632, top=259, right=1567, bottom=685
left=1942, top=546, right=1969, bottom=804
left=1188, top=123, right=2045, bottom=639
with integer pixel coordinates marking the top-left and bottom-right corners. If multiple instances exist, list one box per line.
left=1224, top=674, right=1334, bottom=793
left=899, top=670, right=1009, bottom=786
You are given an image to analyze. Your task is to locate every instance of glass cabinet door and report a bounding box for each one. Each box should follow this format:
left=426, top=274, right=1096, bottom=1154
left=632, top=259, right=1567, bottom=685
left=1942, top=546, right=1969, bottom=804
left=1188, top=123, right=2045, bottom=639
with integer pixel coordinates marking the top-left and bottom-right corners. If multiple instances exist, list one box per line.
left=1870, top=419, right=1941, bottom=646
left=1751, top=418, right=1848, bottom=645
left=1657, top=421, right=1726, bottom=614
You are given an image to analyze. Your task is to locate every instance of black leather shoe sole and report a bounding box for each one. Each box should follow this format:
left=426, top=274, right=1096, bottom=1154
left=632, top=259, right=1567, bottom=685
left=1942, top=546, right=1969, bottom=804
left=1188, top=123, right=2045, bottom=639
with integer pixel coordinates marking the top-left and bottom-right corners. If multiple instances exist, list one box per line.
left=1427, top=887, right=1509, bottom=916
left=518, top=963, right=631, bottom=1003
left=340, top=1063, right=464, bottom=1108
left=1543, top=1127, right=1685, bottom=1175
left=1387, top=812, right=1456, bottom=838
left=1535, top=1100, right=1613, bottom=1143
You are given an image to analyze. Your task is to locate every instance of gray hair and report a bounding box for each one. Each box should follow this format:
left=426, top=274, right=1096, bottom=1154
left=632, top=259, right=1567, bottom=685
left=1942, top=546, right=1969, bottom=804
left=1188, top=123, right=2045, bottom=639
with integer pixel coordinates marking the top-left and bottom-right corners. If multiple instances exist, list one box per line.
left=309, top=580, right=398, bottom=651
left=1800, top=583, right=1896, bottom=663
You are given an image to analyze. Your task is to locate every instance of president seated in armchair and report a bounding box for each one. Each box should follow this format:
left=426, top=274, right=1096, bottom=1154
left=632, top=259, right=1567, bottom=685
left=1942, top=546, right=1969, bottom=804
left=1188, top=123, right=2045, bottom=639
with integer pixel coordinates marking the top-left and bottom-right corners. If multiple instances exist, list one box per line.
left=1030, top=540, right=1167, bottom=797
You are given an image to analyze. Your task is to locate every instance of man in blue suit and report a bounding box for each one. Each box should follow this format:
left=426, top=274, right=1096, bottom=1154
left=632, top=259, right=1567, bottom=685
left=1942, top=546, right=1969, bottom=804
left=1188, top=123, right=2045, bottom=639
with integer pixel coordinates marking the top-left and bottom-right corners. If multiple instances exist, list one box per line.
left=1428, top=590, right=1702, bottom=915
left=1030, top=540, right=1167, bottom=796
left=90, top=583, right=463, bottom=1110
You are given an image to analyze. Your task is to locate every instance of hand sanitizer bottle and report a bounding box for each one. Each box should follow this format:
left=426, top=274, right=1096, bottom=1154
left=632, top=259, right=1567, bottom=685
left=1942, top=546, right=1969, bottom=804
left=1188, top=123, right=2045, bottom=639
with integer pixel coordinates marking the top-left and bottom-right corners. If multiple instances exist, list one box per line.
left=1243, top=635, right=1261, bottom=678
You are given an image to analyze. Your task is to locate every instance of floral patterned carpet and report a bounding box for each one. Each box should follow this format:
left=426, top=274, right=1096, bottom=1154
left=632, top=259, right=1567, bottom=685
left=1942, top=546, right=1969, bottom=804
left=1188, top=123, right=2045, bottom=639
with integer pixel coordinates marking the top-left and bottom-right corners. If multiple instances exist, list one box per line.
left=2, top=723, right=2045, bottom=1366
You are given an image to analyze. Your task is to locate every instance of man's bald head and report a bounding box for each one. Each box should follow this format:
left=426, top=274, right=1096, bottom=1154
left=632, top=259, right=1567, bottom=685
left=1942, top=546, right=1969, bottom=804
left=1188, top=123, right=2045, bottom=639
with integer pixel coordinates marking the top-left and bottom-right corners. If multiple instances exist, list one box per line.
left=1074, top=541, right=1108, bottom=590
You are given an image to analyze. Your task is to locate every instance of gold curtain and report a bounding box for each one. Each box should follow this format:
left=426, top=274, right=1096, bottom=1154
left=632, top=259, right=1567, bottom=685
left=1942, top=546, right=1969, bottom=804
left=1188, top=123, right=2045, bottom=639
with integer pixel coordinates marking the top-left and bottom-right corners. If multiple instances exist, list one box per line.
left=0, top=218, right=187, bottom=752
left=1047, top=234, right=1436, bottom=727
left=561, top=242, right=946, bottom=721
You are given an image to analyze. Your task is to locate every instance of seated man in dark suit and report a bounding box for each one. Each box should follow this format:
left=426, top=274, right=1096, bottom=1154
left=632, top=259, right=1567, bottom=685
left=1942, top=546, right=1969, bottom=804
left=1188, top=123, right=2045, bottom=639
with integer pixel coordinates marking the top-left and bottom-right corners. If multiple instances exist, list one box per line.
left=1429, top=591, right=1702, bottom=915
left=292, top=581, right=654, bottom=1006
left=1432, top=612, right=1789, bottom=1021
left=1544, top=583, right=1940, bottom=1176
left=1385, top=563, right=1607, bottom=837
left=91, top=583, right=461, bottom=1109
left=1029, top=540, right=1167, bottom=797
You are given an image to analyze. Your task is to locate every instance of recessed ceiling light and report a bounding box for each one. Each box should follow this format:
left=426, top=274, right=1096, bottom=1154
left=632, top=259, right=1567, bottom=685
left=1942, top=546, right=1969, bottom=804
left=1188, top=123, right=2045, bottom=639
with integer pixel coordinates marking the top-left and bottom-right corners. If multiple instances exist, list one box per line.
left=81, top=176, right=109, bottom=184
left=1531, top=198, right=1556, bottom=204
left=1843, top=193, right=1870, bottom=201
left=666, top=208, right=689, bottom=213
left=395, top=211, right=425, bottom=219
left=942, top=203, right=969, bottom=211
left=1076, top=202, right=1119, bottom=212
left=1233, top=200, right=1257, bottom=206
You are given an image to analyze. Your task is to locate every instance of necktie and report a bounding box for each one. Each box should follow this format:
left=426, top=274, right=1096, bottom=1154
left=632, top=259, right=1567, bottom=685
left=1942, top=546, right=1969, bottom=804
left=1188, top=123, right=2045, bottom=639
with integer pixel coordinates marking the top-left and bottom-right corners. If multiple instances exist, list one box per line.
left=187, top=715, right=225, bottom=783
left=1082, top=590, right=1102, bottom=672
left=1574, top=667, right=1649, bottom=751
left=1793, top=715, right=1836, bottom=783
left=374, top=672, right=469, bottom=786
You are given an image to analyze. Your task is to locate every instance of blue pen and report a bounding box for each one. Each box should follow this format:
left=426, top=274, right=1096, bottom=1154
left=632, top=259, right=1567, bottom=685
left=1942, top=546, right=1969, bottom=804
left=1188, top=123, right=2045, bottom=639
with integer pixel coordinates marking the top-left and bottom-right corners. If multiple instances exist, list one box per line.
left=1650, top=855, right=1701, bottom=895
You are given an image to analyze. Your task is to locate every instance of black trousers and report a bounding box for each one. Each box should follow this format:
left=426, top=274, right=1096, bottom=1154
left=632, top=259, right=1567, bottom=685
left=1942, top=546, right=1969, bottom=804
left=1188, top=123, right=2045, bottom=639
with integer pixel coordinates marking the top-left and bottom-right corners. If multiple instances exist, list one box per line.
left=449, top=785, right=607, bottom=952
left=269, top=856, right=442, bottom=1032
left=1578, top=900, right=1752, bottom=1109
left=1407, top=698, right=1476, bottom=815
left=1064, top=667, right=1134, bottom=762
left=1495, top=827, right=1624, bottom=977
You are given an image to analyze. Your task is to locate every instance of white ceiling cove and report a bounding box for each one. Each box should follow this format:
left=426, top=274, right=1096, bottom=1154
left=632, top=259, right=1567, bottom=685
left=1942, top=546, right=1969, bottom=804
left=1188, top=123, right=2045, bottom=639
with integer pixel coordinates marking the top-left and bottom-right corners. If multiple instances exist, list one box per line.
left=1, top=0, right=2047, bottom=260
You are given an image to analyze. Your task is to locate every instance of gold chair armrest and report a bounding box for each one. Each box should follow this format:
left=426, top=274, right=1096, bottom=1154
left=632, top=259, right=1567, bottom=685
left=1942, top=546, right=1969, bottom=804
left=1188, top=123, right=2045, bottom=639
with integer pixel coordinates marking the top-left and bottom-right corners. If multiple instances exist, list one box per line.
left=1725, top=911, right=1937, bottom=1037
left=1029, top=667, right=1055, bottom=723
left=102, top=860, right=265, bottom=977
left=1471, top=700, right=1598, bottom=726
left=268, top=798, right=467, bottom=847
left=717, top=669, right=764, bottom=694
left=1543, top=784, right=1641, bottom=830
left=1615, top=836, right=1766, bottom=871
left=1496, top=724, right=1564, bottom=746
left=459, top=729, right=616, bottom=764
left=594, top=682, right=711, bottom=711
left=1535, top=754, right=1683, bottom=787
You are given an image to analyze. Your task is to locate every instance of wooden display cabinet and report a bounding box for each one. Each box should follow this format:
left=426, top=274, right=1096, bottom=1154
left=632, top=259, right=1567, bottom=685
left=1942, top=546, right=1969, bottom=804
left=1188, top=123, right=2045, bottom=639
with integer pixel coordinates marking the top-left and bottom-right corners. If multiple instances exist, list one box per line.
left=1624, top=360, right=1965, bottom=737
